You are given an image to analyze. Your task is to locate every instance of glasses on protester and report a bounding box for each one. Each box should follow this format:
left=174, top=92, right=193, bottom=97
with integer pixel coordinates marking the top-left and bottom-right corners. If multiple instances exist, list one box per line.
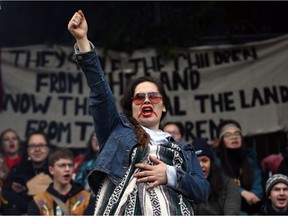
left=54, top=163, right=74, bottom=169
left=28, top=143, right=48, bottom=150
left=165, top=131, right=181, bottom=136
left=223, top=131, right=242, bottom=138
left=132, top=92, right=162, bottom=105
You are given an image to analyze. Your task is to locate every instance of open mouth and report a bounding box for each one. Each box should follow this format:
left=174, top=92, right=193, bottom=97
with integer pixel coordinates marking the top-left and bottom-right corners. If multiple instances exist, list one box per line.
left=138, top=106, right=158, bottom=118
left=9, top=144, right=15, bottom=149
left=277, top=197, right=287, bottom=203
left=63, top=174, right=71, bottom=180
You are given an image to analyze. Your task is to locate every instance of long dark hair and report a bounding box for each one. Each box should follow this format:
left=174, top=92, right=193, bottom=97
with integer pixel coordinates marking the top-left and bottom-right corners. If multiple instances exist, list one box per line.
left=122, top=76, right=169, bottom=148
left=208, top=160, right=225, bottom=201
left=216, top=119, right=253, bottom=190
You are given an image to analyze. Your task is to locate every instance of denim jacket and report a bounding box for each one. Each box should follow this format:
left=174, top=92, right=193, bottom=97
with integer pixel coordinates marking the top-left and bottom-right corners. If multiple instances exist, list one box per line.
left=75, top=48, right=210, bottom=203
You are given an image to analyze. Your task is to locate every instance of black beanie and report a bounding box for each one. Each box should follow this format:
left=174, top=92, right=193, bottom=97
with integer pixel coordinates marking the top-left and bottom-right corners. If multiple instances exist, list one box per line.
left=192, top=138, right=215, bottom=160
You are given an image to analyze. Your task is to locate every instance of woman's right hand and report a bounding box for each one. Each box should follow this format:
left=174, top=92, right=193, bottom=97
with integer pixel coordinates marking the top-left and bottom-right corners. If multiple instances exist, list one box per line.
left=241, top=190, right=260, bottom=205
left=134, top=156, right=168, bottom=190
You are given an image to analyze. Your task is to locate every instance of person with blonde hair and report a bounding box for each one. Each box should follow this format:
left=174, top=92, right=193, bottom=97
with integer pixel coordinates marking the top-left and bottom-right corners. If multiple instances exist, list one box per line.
left=0, top=129, right=22, bottom=174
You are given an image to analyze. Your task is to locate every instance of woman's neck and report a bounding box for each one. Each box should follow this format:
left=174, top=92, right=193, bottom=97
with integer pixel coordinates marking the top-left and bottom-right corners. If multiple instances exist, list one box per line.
left=141, top=125, right=161, bottom=132
left=5, top=153, right=19, bottom=160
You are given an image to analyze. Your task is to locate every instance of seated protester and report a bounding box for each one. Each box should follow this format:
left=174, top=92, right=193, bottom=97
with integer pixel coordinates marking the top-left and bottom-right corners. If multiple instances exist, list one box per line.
left=162, top=121, right=184, bottom=142
left=259, top=174, right=288, bottom=215
left=2, top=131, right=52, bottom=215
left=215, top=119, right=263, bottom=215
left=0, top=128, right=23, bottom=208
left=0, top=129, right=23, bottom=172
left=192, top=138, right=241, bottom=215
left=27, top=148, right=91, bottom=215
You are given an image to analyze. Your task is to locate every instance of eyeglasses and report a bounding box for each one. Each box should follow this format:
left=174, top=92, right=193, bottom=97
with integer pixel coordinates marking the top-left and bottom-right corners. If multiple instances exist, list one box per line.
left=28, top=144, right=48, bottom=150
left=165, top=131, right=181, bottom=136
left=132, top=92, right=162, bottom=105
left=54, top=163, right=74, bottom=169
left=223, top=131, right=242, bottom=138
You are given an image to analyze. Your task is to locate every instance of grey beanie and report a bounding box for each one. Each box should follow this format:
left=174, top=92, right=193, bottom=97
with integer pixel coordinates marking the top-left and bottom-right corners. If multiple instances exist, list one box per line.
left=265, top=174, right=288, bottom=196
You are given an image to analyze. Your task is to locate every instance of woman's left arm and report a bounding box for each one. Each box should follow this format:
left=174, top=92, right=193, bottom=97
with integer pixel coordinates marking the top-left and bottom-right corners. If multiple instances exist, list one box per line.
left=172, top=154, right=210, bottom=202
left=248, top=160, right=263, bottom=199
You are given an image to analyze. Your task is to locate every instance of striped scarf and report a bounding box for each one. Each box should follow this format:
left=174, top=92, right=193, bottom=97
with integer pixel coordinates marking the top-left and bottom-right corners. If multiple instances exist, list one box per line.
left=94, top=141, right=194, bottom=215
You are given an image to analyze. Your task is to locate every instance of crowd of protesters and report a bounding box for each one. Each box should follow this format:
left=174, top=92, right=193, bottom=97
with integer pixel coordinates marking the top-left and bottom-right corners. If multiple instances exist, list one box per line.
left=0, top=9, right=287, bottom=216
left=0, top=120, right=287, bottom=215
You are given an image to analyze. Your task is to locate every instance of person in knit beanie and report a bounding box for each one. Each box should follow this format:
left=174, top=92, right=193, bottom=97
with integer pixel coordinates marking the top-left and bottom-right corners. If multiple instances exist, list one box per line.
left=259, top=174, right=288, bottom=215
left=215, top=119, right=263, bottom=214
left=192, top=138, right=241, bottom=215
left=266, top=174, right=288, bottom=196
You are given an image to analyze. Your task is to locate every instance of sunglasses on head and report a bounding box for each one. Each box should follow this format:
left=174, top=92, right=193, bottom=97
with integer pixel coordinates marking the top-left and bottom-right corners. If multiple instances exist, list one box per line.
left=132, top=92, right=162, bottom=105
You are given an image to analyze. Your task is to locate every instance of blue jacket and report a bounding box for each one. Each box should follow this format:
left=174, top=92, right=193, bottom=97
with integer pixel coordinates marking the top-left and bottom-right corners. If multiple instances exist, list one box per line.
left=75, top=48, right=210, bottom=202
left=214, top=148, right=263, bottom=199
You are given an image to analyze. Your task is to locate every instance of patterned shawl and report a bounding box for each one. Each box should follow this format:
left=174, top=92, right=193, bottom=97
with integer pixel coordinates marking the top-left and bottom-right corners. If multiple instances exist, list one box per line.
left=93, top=141, right=194, bottom=215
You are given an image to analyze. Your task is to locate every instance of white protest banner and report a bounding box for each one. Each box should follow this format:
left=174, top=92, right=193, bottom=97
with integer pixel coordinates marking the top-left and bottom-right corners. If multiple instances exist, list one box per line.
left=1, top=35, right=288, bottom=148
